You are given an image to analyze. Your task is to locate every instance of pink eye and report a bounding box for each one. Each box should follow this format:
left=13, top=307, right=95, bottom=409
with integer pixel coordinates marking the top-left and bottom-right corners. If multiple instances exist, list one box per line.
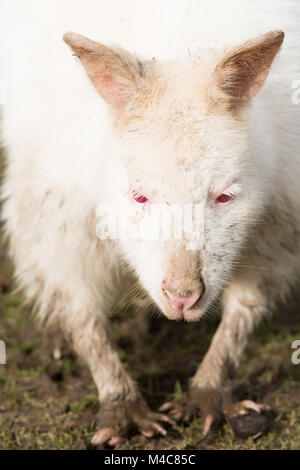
left=215, top=193, right=233, bottom=204
left=133, top=191, right=148, bottom=204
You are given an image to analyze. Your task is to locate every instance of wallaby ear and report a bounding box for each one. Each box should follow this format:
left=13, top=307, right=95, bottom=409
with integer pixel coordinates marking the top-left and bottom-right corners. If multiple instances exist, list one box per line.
left=63, top=32, right=143, bottom=108
left=209, top=30, right=284, bottom=112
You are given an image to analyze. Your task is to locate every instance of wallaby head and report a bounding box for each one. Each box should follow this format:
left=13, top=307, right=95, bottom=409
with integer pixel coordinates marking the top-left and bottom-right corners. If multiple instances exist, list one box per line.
left=64, top=30, right=284, bottom=321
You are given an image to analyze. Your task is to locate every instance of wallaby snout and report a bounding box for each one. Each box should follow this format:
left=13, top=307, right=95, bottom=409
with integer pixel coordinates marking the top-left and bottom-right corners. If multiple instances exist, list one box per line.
left=161, top=276, right=204, bottom=321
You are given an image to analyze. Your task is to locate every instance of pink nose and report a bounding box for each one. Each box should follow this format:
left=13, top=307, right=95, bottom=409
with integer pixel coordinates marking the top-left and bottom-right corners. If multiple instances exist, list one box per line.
left=164, top=287, right=202, bottom=312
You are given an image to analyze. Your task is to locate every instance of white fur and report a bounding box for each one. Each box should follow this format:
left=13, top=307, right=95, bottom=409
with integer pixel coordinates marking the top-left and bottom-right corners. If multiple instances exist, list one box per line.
left=1, top=1, right=300, bottom=405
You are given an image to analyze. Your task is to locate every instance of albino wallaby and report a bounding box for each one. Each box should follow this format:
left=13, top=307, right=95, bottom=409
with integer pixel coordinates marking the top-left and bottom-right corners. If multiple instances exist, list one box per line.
left=1, top=0, right=300, bottom=445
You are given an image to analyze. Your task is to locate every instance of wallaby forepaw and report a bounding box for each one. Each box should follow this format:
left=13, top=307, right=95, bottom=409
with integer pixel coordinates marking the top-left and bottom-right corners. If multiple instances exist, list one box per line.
left=160, top=388, right=273, bottom=438
left=159, top=386, right=224, bottom=435
left=91, top=396, right=175, bottom=447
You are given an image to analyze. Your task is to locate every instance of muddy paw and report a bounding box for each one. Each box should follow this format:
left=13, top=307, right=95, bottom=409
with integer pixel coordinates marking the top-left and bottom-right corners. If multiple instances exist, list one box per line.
left=160, top=388, right=273, bottom=438
left=91, top=396, right=175, bottom=447
left=160, top=387, right=224, bottom=436
left=223, top=400, right=273, bottom=438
